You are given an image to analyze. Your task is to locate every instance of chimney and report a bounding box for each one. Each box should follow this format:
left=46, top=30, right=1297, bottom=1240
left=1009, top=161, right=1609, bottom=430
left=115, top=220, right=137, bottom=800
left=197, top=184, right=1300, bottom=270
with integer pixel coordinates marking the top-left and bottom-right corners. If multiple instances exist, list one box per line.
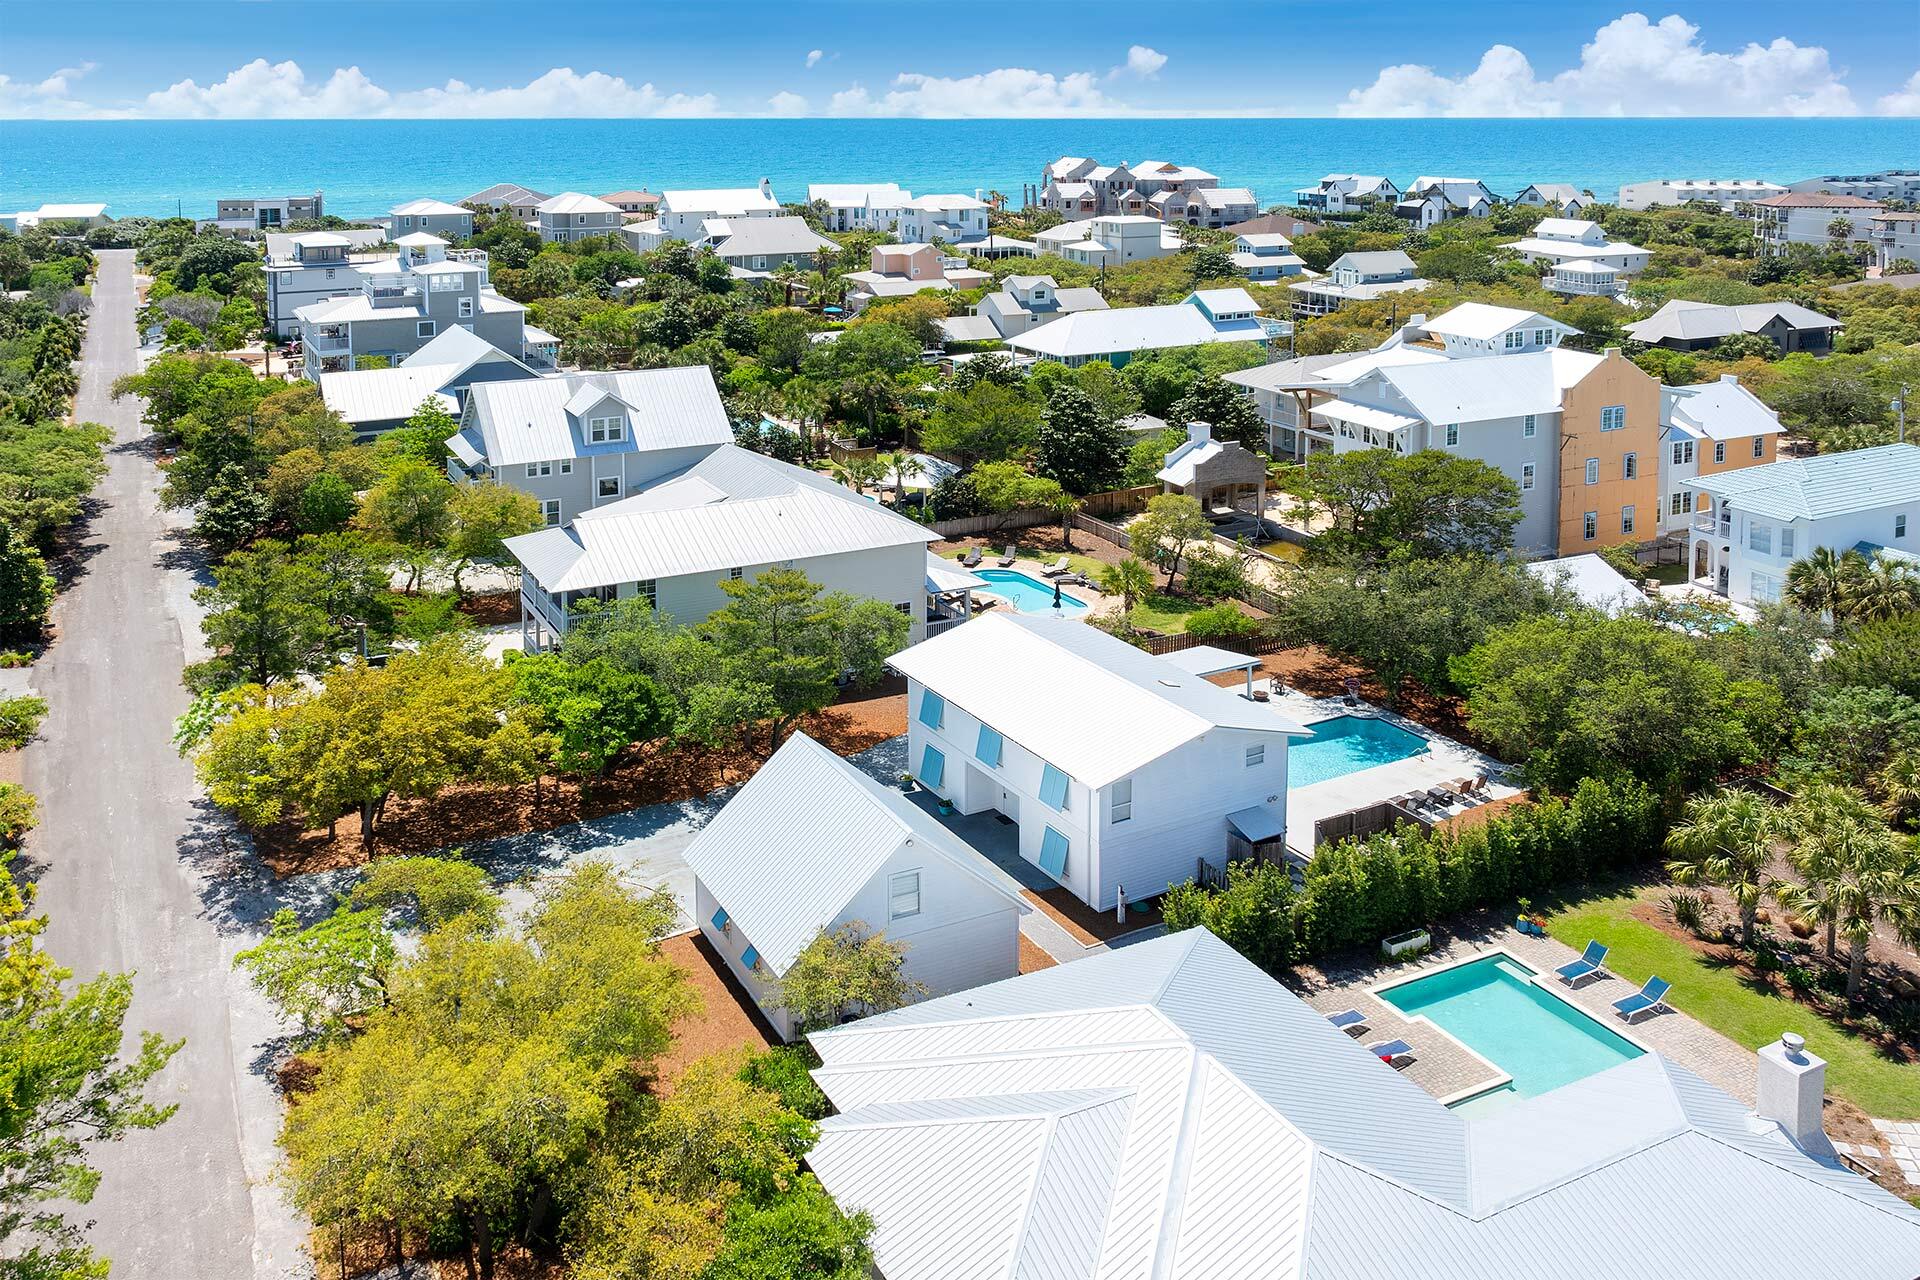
left=1186, top=421, right=1212, bottom=446
left=1720, top=373, right=1740, bottom=383
left=1604, top=345, right=1621, bottom=359
left=1755, top=1032, right=1836, bottom=1159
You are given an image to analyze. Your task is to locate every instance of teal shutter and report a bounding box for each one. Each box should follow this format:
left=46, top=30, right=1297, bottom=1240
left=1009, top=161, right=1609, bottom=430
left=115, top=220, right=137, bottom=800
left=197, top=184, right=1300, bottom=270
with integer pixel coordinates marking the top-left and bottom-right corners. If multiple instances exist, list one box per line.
left=1039, top=763, right=1070, bottom=810
left=920, top=744, right=946, bottom=788
left=917, top=689, right=945, bottom=729
left=1038, top=827, right=1069, bottom=878
left=741, top=946, right=760, bottom=970
left=976, top=724, right=1003, bottom=767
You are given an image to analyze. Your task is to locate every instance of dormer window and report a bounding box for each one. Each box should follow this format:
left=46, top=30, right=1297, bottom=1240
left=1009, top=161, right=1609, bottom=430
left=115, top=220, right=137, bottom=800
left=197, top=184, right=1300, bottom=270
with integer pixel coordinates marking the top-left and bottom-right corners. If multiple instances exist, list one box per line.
left=588, top=416, right=625, bottom=443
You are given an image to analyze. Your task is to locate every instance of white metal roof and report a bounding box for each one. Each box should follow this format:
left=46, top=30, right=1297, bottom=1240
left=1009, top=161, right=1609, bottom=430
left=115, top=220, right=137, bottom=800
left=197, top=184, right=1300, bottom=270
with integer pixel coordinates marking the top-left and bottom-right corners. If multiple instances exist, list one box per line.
left=683, top=732, right=1026, bottom=976
left=662, top=186, right=781, bottom=216
left=1506, top=235, right=1648, bottom=261
left=1624, top=298, right=1842, bottom=343
left=537, top=191, right=621, bottom=216
left=1523, top=554, right=1643, bottom=616
left=1007, top=301, right=1267, bottom=361
left=1307, top=398, right=1421, bottom=431
left=319, top=365, right=460, bottom=426
left=1159, top=645, right=1261, bottom=678
left=702, top=215, right=837, bottom=260
left=808, top=930, right=1920, bottom=1280
left=503, top=446, right=936, bottom=592
left=887, top=613, right=1306, bottom=788
left=926, top=552, right=986, bottom=594
left=1419, top=302, right=1571, bottom=342
left=1372, top=347, right=1602, bottom=424
left=464, top=367, right=731, bottom=468
left=1684, top=443, right=1920, bottom=522
left=390, top=198, right=467, bottom=217
left=1189, top=286, right=1260, bottom=314
left=809, top=182, right=909, bottom=206
left=392, top=231, right=449, bottom=248
left=1532, top=217, right=1603, bottom=240
left=1662, top=378, right=1785, bottom=442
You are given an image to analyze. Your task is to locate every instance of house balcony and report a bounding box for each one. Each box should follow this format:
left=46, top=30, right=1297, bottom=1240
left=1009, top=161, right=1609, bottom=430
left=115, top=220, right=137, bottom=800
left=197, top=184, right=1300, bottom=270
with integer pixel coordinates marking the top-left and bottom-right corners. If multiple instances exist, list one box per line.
left=1692, top=514, right=1722, bottom=535
left=367, top=284, right=423, bottom=308
left=304, top=329, right=350, bottom=355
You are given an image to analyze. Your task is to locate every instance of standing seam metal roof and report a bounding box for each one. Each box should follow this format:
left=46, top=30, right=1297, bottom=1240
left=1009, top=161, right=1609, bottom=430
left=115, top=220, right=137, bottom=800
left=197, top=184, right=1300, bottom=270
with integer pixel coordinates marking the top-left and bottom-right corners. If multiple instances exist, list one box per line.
left=465, top=367, right=732, bottom=468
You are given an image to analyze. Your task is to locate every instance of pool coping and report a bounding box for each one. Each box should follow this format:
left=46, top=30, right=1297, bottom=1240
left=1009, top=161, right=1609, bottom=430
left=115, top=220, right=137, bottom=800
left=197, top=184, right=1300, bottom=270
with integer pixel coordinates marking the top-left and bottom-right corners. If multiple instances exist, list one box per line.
left=1364, top=947, right=1657, bottom=1109
left=1286, top=710, right=1433, bottom=790
left=972, top=567, right=1095, bottom=614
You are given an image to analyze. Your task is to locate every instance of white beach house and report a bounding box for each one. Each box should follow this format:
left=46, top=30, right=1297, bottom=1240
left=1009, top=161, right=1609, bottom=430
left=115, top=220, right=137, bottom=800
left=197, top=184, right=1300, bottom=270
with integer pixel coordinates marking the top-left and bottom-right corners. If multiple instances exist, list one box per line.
left=805, top=929, right=1920, bottom=1280
left=889, top=613, right=1308, bottom=911
left=1005, top=289, right=1270, bottom=368
left=686, top=732, right=1028, bottom=1042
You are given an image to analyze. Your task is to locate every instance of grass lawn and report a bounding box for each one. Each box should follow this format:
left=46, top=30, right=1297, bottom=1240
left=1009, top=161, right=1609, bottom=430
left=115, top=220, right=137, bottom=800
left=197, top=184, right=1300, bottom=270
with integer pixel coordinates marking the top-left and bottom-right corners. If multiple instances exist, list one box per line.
left=1641, top=560, right=1691, bottom=586
left=1548, top=892, right=1920, bottom=1119
left=1128, top=592, right=1208, bottom=635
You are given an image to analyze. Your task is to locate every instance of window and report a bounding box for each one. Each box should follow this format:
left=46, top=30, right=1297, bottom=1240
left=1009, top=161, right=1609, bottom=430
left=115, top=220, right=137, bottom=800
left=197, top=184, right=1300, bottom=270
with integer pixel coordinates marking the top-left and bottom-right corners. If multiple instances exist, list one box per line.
left=1714, top=441, right=1726, bottom=464
left=1585, top=458, right=1600, bottom=486
left=1039, top=763, right=1070, bottom=810
left=1583, top=511, right=1598, bottom=541
left=1245, top=744, right=1265, bottom=768
left=918, top=744, right=945, bottom=788
left=1038, top=827, right=1069, bottom=879
left=1504, top=330, right=1524, bottom=350
left=741, top=945, right=760, bottom=971
left=1673, top=440, right=1694, bottom=466
left=416, top=321, right=436, bottom=339
left=1623, top=452, right=1638, bottom=480
left=1111, top=778, right=1132, bottom=823
left=1523, top=414, right=1536, bottom=438
left=1444, top=423, right=1459, bottom=447
left=1897, top=514, right=1909, bottom=539
left=1521, top=463, right=1536, bottom=492
left=458, top=297, right=473, bottom=318
left=1534, top=328, right=1551, bottom=346
left=558, top=461, right=573, bottom=474
left=540, top=499, right=560, bottom=526
left=1670, top=490, right=1695, bottom=515
left=588, top=416, right=625, bottom=443
left=916, top=689, right=945, bottom=730
left=1600, top=405, right=1625, bottom=432
left=975, top=724, right=1003, bottom=768
left=1750, top=572, right=1782, bottom=603
left=711, top=907, right=729, bottom=933
left=729, top=566, right=744, bottom=580
left=888, top=871, right=921, bottom=921
left=637, top=579, right=656, bottom=607
left=1781, top=527, right=1795, bottom=558
left=1621, top=505, right=1636, bottom=535
left=1748, top=523, right=1773, bottom=555
left=527, top=461, right=553, bottom=477
left=1752, top=436, right=1765, bottom=459
left=597, top=477, right=620, bottom=499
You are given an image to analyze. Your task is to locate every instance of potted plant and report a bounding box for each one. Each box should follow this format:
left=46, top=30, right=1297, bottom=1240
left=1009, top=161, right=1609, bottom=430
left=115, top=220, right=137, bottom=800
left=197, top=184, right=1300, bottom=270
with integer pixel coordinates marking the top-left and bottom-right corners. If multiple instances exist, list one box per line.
left=937, top=797, right=954, bottom=816
left=1515, top=898, right=1536, bottom=935
left=898, top=772, right=915, bottom=793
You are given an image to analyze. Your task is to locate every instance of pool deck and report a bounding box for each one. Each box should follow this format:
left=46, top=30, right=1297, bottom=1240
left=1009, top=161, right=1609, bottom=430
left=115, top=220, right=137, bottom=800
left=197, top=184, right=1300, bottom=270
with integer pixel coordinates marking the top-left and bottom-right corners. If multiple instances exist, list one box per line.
left=1292, top=924, right=1765, bottom=1110
left=1260, top=684, right=1524, bottom=856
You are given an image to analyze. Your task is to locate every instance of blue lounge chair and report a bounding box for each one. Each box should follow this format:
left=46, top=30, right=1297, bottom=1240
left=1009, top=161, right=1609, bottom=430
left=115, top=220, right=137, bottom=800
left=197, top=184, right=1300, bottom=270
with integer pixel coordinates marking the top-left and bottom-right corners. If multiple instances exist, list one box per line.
left=1556, top=940, right=1610, bottom=985
left=1326, top=1008, right=1369, bottom=1037
left=1612, top=976, right=1671, bottom=1023
left=1369, top=1038, right=1415, bottom=1069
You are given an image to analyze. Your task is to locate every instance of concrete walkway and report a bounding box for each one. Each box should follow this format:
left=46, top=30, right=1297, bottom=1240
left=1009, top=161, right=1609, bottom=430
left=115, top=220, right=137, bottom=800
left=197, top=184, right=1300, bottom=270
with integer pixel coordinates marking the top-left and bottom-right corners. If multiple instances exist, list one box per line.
left=21, top=251, right=310, bottom=1278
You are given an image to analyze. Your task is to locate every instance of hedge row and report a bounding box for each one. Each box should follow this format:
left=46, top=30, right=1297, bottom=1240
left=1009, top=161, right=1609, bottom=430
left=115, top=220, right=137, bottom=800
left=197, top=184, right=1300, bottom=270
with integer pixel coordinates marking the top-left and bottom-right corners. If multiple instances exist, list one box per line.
left=1162, top=777, right=1667, bottom=972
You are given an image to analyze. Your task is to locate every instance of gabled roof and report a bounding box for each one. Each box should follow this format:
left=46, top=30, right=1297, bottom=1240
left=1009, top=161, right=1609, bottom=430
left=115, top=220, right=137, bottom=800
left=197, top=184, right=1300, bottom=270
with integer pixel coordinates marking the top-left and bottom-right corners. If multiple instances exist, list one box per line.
left=1328, top=249, right=1416, bottom=275
left=1188, top=286, right=1260, bottom=315
left=1532, top=216, right=1603, bottom=240
left=701, top=215, right=837, bottom=260
left=389, top=198, right=468, bottom=217
left=808, top=182, right=909, bottom=206
left=1523, top=553, right=1643, bottom=616
left=464, top=367, right=731, bottom=468
left=537, top=191, right=621, bottom=216
left=1375, top=347, right=1602, bottom=423
left=809, top=930, right=1920, bottom=1280
left=1521, top=182, right=1585, bottom=203
left=463, top=183, right=550, bottom=206
left=319, top=366, right=460, bottom=427
left=1684, top=443, right=1920, bottom=521
left=1006, top=300, right=1267, bottom=360
left=392, top=231, right=449, bottom=248
left=1192, top=186, right=1256, bottom=210
left=1662, top=377, right=1785, bottom=442
left=1624, top=298, right=1842, bottom=343
left=887, top=613, right=1306, bottom=788
left=597, top=189, right=660, bottom=204
left=683, top=733, right=1027, bottom=977
left=1750, top=192, right=1885, bottom=209
left=661, top=186, right=781, bottom=216
left=1419, top=302, right=1573, bottom=342
left=1224, top=211, right=1325, bottom=238
left=504, top=445, right=936, bottom=591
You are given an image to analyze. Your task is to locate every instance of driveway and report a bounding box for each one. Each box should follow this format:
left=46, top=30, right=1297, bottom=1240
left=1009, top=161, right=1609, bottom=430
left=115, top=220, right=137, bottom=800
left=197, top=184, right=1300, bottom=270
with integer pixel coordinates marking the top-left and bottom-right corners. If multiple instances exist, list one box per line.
left=21, top=251, right=309, bottom=1279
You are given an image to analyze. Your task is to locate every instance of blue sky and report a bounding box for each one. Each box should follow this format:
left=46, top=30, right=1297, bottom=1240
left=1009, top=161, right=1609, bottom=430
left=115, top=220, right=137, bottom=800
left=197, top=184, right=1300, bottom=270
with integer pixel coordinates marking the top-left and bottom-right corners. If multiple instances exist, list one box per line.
left=1, top=1, right=1915, bottom=117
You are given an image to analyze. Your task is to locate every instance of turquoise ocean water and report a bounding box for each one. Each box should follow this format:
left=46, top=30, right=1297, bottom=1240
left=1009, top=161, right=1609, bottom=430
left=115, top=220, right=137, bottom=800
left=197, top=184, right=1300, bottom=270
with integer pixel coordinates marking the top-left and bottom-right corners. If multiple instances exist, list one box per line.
left=2, top=117, right=1916, bottom=219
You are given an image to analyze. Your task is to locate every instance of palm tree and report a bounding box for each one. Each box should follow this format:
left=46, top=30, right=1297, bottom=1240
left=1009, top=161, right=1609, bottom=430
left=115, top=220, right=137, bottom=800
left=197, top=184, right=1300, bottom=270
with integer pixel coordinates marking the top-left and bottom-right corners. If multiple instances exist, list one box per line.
left=1099, top=556, right=1156, bottom=612
left=1843, top=559, right=1920, bottom=623
left=1875, top=750, right=1920, bottom=829
left=1785, top=546, right=1863, bottom=619
left=1052, top=492, right=1083, bottom=551
left=889, top=453, right=925, bottom=508
left=831, top=455, right=887, bottom=495
left=1822, top=826, right=1919, bottom=1002
left=1778, top=784, right=1883, bottom=957
left=1665, top=789, right=1780, bottom=949
left=781, top=379, right=828, bottom=461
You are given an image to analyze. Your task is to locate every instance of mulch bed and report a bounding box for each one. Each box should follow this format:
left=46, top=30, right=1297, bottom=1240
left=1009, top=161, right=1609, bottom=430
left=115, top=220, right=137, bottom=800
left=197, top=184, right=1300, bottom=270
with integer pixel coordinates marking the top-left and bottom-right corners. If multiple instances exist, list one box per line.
left=256, top=688, right=909, bottom=877
left=1019, top=933, right=1059, bottom=973
left=1024, top=886, right=1163, bottom=947
left=457, top=590, right=520, bottom=627
left=935, top=527, right=1130, bottom=571
left=1256, top=645, right=1477, bottom=743
left=653, top=931, right=776, bottom=1087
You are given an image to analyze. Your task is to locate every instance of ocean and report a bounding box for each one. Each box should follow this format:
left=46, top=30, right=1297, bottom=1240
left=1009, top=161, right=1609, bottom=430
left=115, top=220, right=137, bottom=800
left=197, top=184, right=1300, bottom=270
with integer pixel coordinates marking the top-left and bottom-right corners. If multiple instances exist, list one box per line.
left=2, top=117, right=1916, bottom=220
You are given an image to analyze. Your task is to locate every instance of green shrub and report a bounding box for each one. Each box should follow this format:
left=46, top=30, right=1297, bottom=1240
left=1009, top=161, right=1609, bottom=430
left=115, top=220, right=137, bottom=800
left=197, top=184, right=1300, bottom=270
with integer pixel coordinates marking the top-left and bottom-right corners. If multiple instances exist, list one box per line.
left=737, top=1043, right=830, bottom=1121
left=1184, top=603, right=1260, bottom=639
left=0, top=783, right=37, bottom=846
left=0, top=694, right=47, bottom=750
left=1180, top=547, right=1250, bottom=601
left=1664, top=889, right=1706, bottom=934
left=1163, top=777, right=1666, bottom=969
left=0, top=652, right=32, bottom=668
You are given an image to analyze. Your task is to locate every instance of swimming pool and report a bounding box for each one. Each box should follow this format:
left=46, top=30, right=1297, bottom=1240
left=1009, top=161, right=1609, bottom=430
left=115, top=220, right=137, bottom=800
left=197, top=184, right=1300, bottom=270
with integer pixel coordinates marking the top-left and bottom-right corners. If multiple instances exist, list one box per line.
left=975, top=568, right=1087, bottom=613
left=1377, top=954, right=1643, bottom=1115
left=1288, top=715, right=1428, bottom=788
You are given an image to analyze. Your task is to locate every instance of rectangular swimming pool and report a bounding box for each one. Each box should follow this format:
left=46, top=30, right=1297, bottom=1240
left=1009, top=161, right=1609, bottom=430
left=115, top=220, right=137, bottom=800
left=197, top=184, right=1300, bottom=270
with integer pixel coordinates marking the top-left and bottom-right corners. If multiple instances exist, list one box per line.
left=1377, top=954, right=1643, bottom=1115
left=1288, top=714, right=1428, bottom=788
left=975, top=568, right=1087, bottom=613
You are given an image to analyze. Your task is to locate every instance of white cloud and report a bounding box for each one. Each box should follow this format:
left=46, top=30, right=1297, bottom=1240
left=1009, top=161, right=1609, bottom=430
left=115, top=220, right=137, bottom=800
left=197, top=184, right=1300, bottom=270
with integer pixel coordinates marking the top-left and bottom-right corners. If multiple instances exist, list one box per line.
left=829, top=66, right=1122, bottom=117
left=1116, top=45, right=1168, bottom=79
left=1879, top=70, right=1920, bottom=116
left=0, top=61, right=109, bottom=118
left=1340, top=12, right=1859, bottom=117
left=767, top=90, right=808, bottom=116
left=805, top=49, right=826, bottom=69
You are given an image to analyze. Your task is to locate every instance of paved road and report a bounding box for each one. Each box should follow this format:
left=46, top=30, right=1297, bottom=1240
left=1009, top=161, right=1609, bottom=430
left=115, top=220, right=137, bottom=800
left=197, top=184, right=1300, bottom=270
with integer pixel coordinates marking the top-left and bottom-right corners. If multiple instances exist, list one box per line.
left=23, top=251, right=307, bottom=1278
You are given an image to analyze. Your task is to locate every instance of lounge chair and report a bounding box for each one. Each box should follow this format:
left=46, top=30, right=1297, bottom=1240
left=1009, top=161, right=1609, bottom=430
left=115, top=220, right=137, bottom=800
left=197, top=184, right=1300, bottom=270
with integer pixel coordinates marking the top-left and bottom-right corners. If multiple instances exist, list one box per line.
left=997, top=545, right=1016, bottom=566
left=1369, top=1038, right=1416, bottom=1069
left=1039, top=556, right=1071, bottom=577
left=1612, top=976, right=1671, bottom=1023
left=1325, top=1008, right=1369, bottom=1037
left=959, top=546, right=983, bottom=568
left=1555, top=940, right=1610, bottom=986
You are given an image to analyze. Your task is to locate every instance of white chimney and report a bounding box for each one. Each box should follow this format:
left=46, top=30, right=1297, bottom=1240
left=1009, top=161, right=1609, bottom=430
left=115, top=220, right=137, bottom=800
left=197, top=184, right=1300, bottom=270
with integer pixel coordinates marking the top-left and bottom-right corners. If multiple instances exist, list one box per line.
left=1755, top=1032, right=1836, bottom=1159
left=1186, top=421, right=1212, bottom=446
left=1720, top=373, right=1740, bottom=383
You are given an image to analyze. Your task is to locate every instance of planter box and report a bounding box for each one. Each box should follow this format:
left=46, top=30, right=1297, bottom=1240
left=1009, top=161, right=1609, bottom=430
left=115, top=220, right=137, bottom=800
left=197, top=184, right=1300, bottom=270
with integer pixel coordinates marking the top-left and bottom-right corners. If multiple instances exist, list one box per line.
left=1382, top=928, right=1431, bottom=959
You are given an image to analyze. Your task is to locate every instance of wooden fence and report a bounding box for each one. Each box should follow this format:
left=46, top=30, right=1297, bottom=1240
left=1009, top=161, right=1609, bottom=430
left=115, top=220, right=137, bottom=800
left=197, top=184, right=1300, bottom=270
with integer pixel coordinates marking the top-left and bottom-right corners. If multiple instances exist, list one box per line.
left=929, top=508, right=1060, bottom=539
left=1082, top=484, right=1160, bottom=518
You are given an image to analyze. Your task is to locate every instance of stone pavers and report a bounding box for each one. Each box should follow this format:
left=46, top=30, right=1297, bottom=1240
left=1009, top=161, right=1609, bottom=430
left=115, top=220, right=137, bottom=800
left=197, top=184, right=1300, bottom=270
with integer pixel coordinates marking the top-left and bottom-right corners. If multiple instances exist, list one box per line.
left=1869, top=1120, right=1920, bottom=1181
left=1295, top=918, right=1766, bottom=1107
